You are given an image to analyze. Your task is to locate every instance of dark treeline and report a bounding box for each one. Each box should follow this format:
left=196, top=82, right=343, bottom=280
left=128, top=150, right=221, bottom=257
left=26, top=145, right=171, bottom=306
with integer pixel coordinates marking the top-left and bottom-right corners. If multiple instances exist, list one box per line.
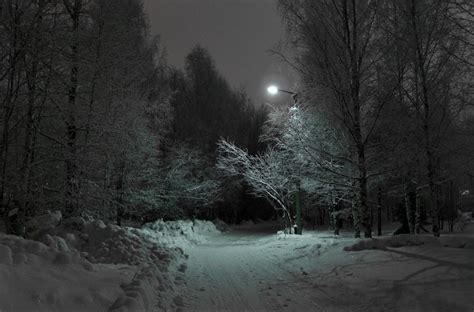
left=2, top=0, right=473, bottom=238
left=0, top=0, right=267, bottom=235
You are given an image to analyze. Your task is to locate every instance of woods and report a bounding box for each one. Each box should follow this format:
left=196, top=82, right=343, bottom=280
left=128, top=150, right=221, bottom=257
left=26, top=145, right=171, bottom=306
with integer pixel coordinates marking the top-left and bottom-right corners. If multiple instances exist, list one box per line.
left=1, top=2, right=474, bottom=311
left=0, top=0, right=265, bottom=234
left=1, top=0, right=473, bottom=239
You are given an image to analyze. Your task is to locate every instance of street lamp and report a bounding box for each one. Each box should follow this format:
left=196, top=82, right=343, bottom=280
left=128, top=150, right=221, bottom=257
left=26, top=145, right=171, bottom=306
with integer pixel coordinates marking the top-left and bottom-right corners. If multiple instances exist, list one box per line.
left=267, top=85, right=279, bottom=95
left=266, top=85, right=302, bottom=235
left=267, top=85, right=298, bottom=103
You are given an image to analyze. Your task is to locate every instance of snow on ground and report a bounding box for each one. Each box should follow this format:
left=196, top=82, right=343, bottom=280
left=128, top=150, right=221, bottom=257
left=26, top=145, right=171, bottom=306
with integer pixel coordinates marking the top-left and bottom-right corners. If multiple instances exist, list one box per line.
left=0, top=213, right=219, bottom=312
left=178, top=220, right=474, bottom=312
left=2, top=214, right=473, bottom=311
left=0, top=233, right=130, bottom=312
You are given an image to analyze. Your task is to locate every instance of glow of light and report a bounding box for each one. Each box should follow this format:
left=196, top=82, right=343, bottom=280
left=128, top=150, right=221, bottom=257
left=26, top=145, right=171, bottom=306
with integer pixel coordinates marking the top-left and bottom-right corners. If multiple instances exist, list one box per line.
left=267, top=85, right=279, bottom=95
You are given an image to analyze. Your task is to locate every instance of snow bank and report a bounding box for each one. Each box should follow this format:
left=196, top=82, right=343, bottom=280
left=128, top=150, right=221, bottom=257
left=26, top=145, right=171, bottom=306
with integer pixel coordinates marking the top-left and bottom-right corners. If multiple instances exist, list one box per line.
left=344, top=234, right=474, bottom=251
left=106, top=219, right=221, bottom=310
left=57, top=218, right=188, bottom=311
left=59, top=219, right=181, bottom=268
left=108, top=262, right=186, bottom=312
left=0, top=233, right=127, bottom=312
left=0, top=211, right=207, bottom=312
left=138, top=219, right=220, bottom=247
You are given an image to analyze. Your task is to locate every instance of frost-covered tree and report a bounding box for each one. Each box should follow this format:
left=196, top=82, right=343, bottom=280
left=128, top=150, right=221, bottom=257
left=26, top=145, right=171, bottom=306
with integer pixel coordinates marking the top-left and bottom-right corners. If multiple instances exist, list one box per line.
left=159, top=146, right=221, bottom=218
left=217, top=103, right=358, bottom=234
left=126, top=146, right=221, bottom=223
left=278, top=0, right=394, bottom=237
left=263, top=105, right=352, bottom=200
left=217, top=139, right=299, bottom=229
left=0, top=0, right=172, bottom=232
left=262, top=104, right=356, bottom=234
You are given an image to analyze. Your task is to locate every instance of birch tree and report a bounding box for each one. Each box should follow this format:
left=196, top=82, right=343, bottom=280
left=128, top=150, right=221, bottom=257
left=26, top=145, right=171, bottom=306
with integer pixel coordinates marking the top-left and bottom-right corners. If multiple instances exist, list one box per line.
left=278, top=0, right=392, bottom=237
left=381, top=0, right=474, bottom=236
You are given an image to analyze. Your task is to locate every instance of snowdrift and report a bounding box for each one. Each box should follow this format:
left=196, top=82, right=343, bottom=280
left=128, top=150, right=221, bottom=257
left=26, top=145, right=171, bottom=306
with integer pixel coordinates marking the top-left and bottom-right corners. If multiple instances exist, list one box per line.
left=344, top=233, right=474, bottom=251
left=0, top=233, right=126, bottom=312
left=0, top=212, right=218, bottom=312
left=137, top=219, right=220, bottom=247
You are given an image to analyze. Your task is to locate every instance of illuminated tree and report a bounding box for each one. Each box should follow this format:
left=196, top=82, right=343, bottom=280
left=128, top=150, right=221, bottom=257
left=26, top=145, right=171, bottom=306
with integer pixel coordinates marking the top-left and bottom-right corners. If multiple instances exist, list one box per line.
left=263, top=104, right=355, bottom=234
left=278, top=0, right=392, bottom=237
left=217, top=139, right=298, bottom=229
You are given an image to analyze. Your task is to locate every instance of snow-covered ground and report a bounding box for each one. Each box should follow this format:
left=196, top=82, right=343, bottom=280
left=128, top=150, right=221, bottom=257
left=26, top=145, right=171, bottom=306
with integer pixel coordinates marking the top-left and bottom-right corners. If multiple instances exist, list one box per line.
left=0, top=213, right=219, bottom=311
left=178, top=221, right=474, bottom=312
left=1, top=215, right=473, bottom=311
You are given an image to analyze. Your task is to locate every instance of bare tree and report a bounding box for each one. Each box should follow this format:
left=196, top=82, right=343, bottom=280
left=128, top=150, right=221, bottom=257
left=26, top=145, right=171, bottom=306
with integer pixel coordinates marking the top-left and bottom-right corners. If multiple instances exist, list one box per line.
left=382, top=0, right=474, bottom=236
left=217, top=139, right=298, bottom=229
left=278, top=0, right=393, bottom=237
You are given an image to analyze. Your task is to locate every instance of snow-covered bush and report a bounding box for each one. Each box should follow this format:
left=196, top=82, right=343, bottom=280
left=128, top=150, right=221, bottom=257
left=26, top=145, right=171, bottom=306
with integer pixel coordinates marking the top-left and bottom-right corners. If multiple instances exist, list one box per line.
left=344, top=234, right=474, bottom=251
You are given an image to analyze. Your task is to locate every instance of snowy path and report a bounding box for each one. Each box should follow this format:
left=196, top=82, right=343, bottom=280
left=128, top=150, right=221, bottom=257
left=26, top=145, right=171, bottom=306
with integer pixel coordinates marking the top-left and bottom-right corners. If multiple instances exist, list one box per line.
left=179, top=231, right=343, bottom=311
left=178, top=225, right=474, bottom=312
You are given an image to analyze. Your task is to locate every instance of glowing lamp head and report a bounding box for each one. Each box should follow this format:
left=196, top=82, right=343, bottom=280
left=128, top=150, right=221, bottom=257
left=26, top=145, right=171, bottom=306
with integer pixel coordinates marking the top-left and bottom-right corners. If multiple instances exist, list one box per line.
left=267, top=85, right=279, bottom=95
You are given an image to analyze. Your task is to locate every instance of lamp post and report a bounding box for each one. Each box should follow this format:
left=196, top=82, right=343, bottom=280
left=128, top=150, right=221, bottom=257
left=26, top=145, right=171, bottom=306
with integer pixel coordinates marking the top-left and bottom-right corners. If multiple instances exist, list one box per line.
left=267, top=85, right=298, bottom=104
left=267, top=85, right=302, bottom=235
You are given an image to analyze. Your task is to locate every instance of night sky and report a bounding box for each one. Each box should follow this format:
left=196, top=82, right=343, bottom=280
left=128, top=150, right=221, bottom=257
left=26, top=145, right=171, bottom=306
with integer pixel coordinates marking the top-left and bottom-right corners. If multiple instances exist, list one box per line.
left=143, top=0, right=294, bottom=105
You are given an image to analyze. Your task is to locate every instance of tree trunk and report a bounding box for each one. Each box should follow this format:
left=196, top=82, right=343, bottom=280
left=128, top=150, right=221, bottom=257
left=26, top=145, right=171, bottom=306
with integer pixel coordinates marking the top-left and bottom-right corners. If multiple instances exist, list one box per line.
left=17, top=0, right=47, bottom=234
left=1, top=5, right=22, bottom=228
left=447, top=180, right=456, bottom=233
left=404, top=178, right=416, bottom=234
left=386, top=202, right=391, bottom=222
left=116, top=165, right=124, bottom=226
left=377, top=187, right=382, bottom=236
left=323, top=207, right=326, bottom=226
left=354, top=106, right=370, bottom=238
left=370, top=203, right=374, bottom=229
left=65, top=0, right=82, bottom=217
left=358, top=168, right=371, bottom=238
left=294, top=187, right=302, bottom=235
left=415, top=192, right=422, bottom=234
left=352, top=193, right=361, bottom=238
left=329, top=198, right=340, bottom=236
left=18, top=80, right=37, bottom=233
left=409, top=0, right=440, bottom=237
